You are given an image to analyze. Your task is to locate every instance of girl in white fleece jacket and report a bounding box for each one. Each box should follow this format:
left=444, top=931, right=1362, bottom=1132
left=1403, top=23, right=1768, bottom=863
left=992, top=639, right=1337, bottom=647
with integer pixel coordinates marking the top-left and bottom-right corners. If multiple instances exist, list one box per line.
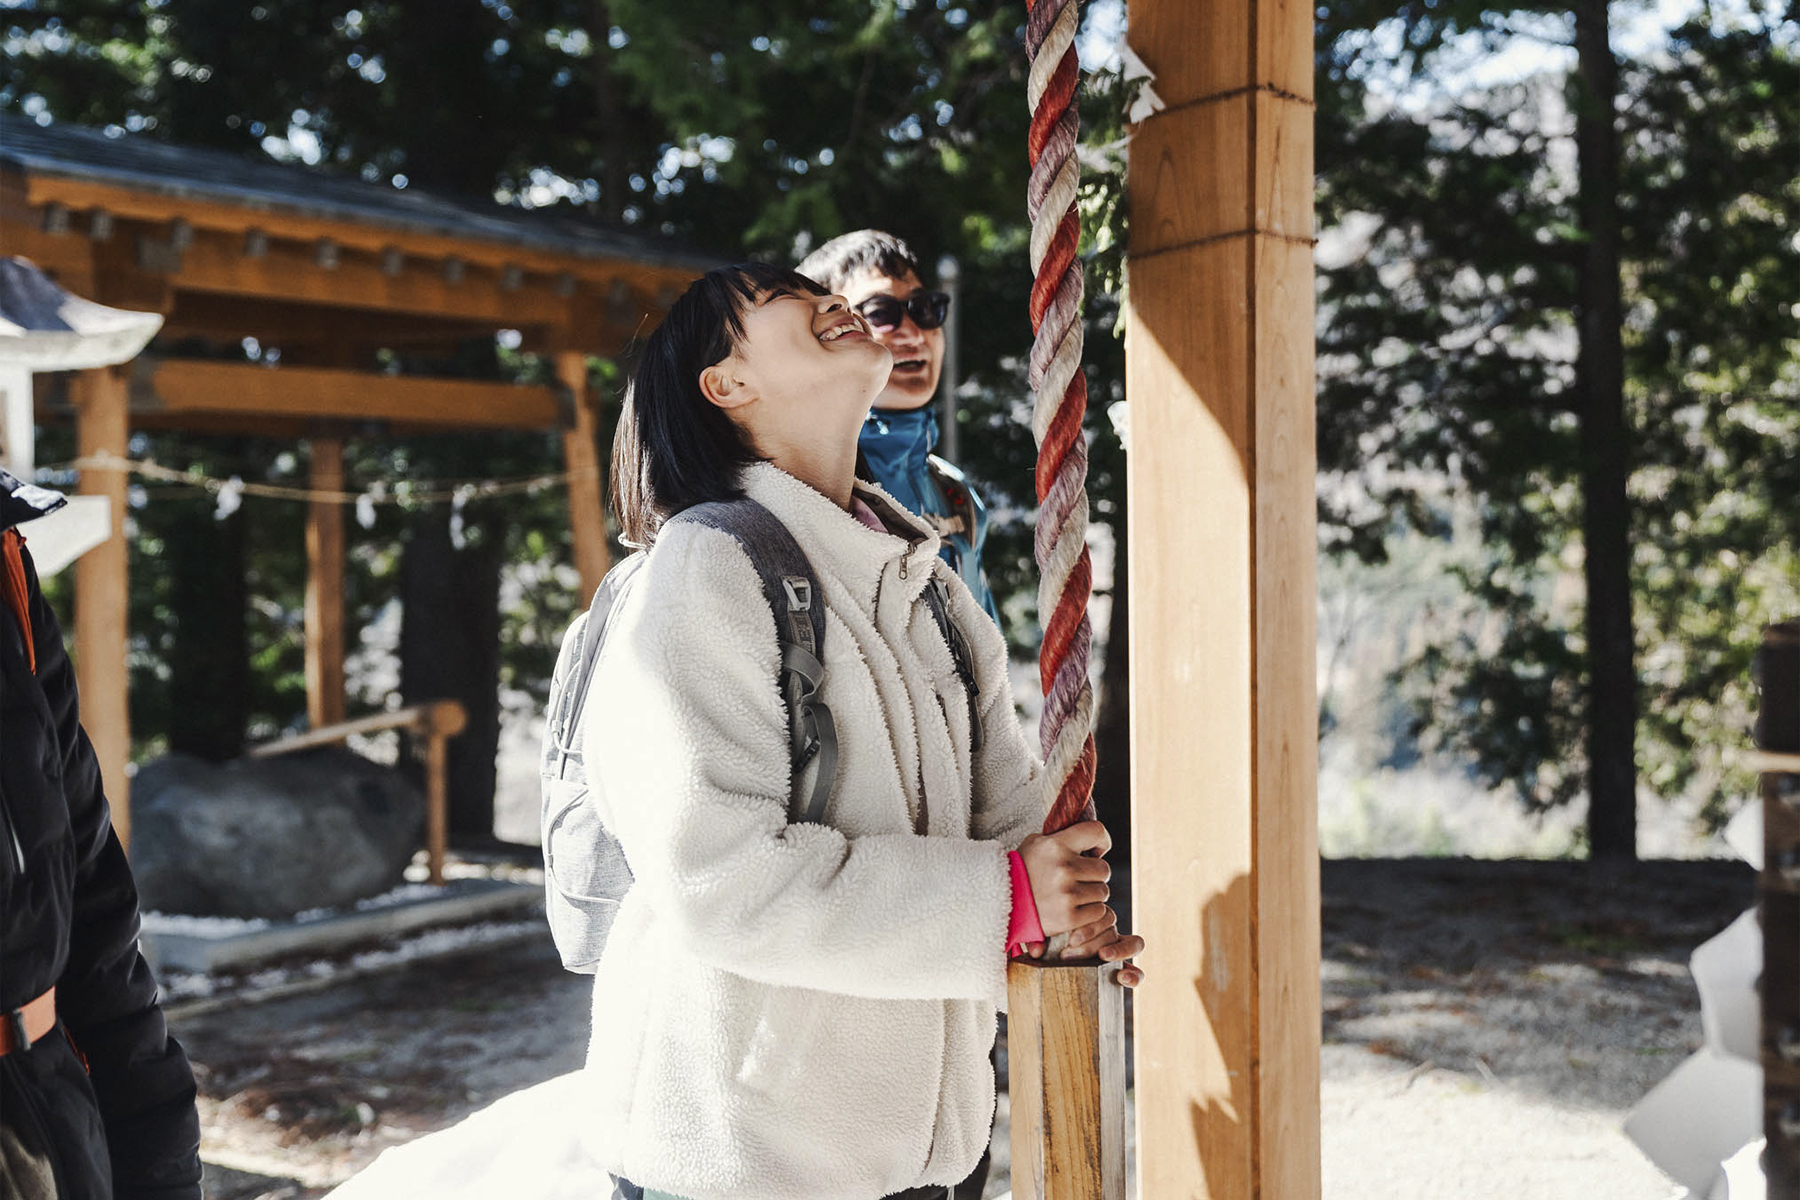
left=579, top=262, right=1142, bottom=1200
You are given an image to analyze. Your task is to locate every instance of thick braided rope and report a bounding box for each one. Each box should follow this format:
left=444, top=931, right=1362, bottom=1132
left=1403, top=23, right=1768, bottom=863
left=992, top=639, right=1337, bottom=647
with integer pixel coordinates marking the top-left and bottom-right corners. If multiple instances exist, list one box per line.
left=1026, top=0, right=1096, bottom=839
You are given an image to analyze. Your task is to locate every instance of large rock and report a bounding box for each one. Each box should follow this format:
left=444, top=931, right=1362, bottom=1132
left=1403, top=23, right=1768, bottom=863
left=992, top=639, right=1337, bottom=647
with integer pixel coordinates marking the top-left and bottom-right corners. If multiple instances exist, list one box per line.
left=130, top=748, right=425, bottom=919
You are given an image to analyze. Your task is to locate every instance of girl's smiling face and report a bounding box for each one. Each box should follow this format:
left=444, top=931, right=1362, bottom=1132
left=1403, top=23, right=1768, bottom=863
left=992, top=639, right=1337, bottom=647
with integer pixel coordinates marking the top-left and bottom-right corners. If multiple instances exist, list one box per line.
left=700, top=284, right=893, bottom=461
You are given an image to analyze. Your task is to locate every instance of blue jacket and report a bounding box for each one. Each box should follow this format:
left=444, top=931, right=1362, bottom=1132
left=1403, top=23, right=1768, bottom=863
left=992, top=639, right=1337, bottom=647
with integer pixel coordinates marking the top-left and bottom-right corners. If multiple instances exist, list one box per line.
left=858, top=407, right=1001, bottom=627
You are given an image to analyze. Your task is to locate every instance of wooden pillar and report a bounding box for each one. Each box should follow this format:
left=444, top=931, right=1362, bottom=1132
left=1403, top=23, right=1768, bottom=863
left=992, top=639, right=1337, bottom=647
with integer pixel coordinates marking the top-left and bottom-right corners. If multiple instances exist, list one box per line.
left=304, top=435, right=347, bottom=730
left=557, top=352, right=610, bottom=599
left=72, top=367, right=132, bottom=849
left=1009, top=959, right=1127, bottom=1200
left=1758, top=622, right=1800, bottom=1192
left=1124, top=0, right=1321, bottom=1196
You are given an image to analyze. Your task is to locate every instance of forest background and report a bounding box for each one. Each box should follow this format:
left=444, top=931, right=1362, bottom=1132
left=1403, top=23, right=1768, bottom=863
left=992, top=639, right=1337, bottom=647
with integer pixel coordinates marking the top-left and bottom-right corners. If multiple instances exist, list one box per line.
left=3, top=0, right=1795, bottom=866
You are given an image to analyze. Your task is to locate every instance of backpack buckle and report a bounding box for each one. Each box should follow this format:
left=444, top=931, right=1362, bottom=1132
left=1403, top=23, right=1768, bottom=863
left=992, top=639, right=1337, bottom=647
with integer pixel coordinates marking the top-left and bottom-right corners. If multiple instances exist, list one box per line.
left=781, top=577, right=811, bottom=613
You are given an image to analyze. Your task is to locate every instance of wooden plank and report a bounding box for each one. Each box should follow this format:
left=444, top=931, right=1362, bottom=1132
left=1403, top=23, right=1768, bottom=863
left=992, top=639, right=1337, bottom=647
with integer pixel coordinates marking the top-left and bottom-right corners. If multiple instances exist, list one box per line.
left=1123, top=0, right=1249, bottom=109
left=247, top=700, right=464, bottom=758
left=1253, top=228, right=1322, bottom=1200
left=23, top=174, right=711, bottom=293
left=136, top=359, right=563, bottom=430
left=118, top=410, right=313, bottom=439
left=165, top=233, right=576, bottom=328
left=556, top=352, right=612, bottom=598
left=159, top=292, right=500, bottom=348
left=1125, top=97, right=1252, bottom=256
left=1125, top=0, right=1321, bottom=1194
left=304, top=435, right=347, bottom=731
left=1760, top=622, right=1800, bottom=1192
left=426, top=728, right=449, bottom=886
left=71, top=367, right=133, bottom=850
left=1255, top=90, right=1316, bottom=242
left=0, top=174, right=99, bottom=291
left=1126, top=243, right=1257, bottom=1200
left=1004, top=961, right=1127, bottom=1200
left=1256, top=0, right=1317, bottom=100
left=1008, top=959, right=1048, bottom=1200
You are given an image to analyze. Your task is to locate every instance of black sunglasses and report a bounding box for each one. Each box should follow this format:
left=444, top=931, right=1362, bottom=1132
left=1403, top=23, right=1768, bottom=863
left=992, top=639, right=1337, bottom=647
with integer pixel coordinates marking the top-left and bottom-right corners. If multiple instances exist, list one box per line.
left=853, top=290, right=950, bottom=332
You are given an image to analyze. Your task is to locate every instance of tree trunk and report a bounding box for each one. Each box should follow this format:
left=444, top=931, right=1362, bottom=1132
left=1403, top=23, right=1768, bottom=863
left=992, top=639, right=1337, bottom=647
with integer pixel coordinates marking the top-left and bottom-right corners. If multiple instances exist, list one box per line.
left=400, top=509, right=503, bottom=843
left=1574, top=0, right=1637, bottom=863
left=165, top=485, right=249, bottom=762
left=588, top=0, right=630, bottom=223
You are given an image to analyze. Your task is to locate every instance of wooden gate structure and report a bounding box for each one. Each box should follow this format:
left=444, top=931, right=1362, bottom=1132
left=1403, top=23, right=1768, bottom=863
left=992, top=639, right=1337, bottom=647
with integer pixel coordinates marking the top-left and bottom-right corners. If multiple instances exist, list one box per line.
left=0, top=113, right=715, bottom=846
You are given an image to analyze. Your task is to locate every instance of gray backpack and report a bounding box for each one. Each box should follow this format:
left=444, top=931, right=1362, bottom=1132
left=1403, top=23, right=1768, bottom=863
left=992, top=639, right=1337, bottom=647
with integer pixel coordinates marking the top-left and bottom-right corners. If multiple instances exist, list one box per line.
left=540, top=497, right=984, bottom=974
left=540, top=499, right=838, bottom=973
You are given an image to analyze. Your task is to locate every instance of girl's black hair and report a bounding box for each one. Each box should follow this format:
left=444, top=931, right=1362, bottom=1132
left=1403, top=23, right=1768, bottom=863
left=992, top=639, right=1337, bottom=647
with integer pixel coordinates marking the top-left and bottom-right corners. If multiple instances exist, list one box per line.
left=612, top=262, right=829, bottom=547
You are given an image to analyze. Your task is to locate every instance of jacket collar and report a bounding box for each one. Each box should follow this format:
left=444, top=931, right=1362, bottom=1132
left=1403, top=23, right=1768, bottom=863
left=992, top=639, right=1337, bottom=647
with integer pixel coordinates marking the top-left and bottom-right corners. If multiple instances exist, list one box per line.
left=736, top=461, right=941, bottom=611
left=858, top=406, right=938, bottom=484
left=0, top=467, right=67, bottom=533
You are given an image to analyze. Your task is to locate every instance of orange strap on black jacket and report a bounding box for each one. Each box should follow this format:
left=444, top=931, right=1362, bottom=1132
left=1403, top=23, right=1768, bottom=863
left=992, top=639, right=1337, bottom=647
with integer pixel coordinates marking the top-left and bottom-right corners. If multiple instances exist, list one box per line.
left=2, top=528, right=35, bottom=675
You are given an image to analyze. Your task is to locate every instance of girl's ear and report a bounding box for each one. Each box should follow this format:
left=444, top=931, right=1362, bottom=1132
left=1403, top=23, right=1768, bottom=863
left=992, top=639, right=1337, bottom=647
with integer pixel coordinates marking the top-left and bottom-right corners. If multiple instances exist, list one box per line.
left=700, top=361, right=753, bottom=411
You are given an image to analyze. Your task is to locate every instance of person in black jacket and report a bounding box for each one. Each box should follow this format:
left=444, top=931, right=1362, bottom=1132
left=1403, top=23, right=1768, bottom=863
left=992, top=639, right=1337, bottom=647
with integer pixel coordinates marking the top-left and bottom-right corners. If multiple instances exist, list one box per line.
left=0, top=467, right=203, bottom=1200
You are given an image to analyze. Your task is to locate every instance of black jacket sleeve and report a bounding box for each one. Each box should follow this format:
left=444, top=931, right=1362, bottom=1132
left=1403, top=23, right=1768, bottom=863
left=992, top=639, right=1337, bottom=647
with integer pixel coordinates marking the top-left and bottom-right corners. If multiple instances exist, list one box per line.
left=30, top=550, right=203, bottom=1200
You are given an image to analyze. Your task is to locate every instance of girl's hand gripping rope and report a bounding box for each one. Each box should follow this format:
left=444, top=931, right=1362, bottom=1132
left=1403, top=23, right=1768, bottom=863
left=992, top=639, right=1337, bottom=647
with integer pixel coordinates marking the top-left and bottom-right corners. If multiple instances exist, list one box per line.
left=1016, top=820, right=1146, bottom=987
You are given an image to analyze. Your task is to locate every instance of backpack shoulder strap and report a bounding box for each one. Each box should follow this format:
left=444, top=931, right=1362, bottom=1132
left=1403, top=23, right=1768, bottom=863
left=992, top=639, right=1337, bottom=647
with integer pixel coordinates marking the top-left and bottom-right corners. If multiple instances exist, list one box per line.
left=548, top=551, right=649, bottom=778
left=669, top=500, right=837, bottom=823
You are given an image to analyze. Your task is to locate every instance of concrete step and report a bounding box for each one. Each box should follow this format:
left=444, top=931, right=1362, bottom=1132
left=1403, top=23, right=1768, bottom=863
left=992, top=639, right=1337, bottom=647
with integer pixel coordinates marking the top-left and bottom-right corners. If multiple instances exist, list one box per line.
left=142, top=878, right=544, bottom=975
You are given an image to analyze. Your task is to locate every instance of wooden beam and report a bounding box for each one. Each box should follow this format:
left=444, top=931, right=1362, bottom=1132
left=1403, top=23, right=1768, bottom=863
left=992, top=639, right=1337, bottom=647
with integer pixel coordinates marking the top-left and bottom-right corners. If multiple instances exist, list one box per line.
left=71, top=367, right=133, bottom=850
left=556, top=352, right=611, bottom=598
left=1008, top=960, right=1127, bottom=1200
left=158, top=293, right=503, bottom=348
left=304, top=435, right=347, bottom=731
left=165, top=233, right=574, bottom=327
left=24, top=173, right=709, bottom=294
left=0, top=174, right=98, bottom=290
left=1125, top=0, right=1320, bottom=1197
left=135, top=359, right=564, bottom=430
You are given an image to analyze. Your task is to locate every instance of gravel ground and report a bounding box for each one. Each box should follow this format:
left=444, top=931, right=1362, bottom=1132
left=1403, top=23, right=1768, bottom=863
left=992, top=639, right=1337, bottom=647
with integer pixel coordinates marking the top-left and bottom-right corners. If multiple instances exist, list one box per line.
left=168, top=857, right=1754, bottom=1200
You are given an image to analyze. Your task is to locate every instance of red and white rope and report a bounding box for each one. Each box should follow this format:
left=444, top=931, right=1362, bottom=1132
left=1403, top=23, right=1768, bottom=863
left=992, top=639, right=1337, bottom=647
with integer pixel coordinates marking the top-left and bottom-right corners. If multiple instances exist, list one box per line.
left=1025, top=0, right=1096, bottom=842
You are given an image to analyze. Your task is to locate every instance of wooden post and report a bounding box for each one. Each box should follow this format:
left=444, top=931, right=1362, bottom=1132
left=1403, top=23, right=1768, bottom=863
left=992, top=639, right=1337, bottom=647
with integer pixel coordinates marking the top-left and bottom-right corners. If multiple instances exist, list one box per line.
left=556, top=351, right=610, bottom=599
left=1759, top=622, right=1800, bottom=1192
left=1009, top=959, right=1127, bottom=1200
left=1124, top=0, right=1321, bottom=1196
left=423, top=699, right=467, bottom=886
left=304, top=434, right=347, bottom=730
left=72, top=367, right=133, bottom=849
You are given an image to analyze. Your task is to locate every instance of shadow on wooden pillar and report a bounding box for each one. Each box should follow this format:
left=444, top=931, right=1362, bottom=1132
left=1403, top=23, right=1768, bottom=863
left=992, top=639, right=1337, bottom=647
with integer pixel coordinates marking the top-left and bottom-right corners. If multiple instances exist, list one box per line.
left=72, top=365, right=132, bottom=848
left=1009, top=959, right=1127, bottom=1200
left=304, top=434, right=347, bottom=731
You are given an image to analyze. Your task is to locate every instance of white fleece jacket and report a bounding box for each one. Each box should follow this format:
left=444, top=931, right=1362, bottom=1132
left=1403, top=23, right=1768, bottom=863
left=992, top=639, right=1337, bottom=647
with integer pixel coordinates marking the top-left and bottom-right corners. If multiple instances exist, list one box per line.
left=577, top=462, right=1046, bottom=1200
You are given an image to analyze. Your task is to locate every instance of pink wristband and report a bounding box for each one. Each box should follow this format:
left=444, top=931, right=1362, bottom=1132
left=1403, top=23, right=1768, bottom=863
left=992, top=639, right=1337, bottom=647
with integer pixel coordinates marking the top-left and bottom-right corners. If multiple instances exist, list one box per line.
left=1006, top=850, right=1046, bottom=957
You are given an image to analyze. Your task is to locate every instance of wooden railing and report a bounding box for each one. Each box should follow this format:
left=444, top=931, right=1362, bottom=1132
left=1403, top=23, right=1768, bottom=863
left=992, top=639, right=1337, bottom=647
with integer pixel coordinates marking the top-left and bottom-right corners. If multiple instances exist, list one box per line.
left=250, top=700, right=468, bottom=886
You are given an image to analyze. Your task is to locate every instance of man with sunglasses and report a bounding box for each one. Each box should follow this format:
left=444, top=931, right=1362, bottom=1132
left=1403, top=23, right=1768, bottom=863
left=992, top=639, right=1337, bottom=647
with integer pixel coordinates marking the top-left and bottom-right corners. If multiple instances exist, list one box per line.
left=798, top=230, right=1001, bottom=626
